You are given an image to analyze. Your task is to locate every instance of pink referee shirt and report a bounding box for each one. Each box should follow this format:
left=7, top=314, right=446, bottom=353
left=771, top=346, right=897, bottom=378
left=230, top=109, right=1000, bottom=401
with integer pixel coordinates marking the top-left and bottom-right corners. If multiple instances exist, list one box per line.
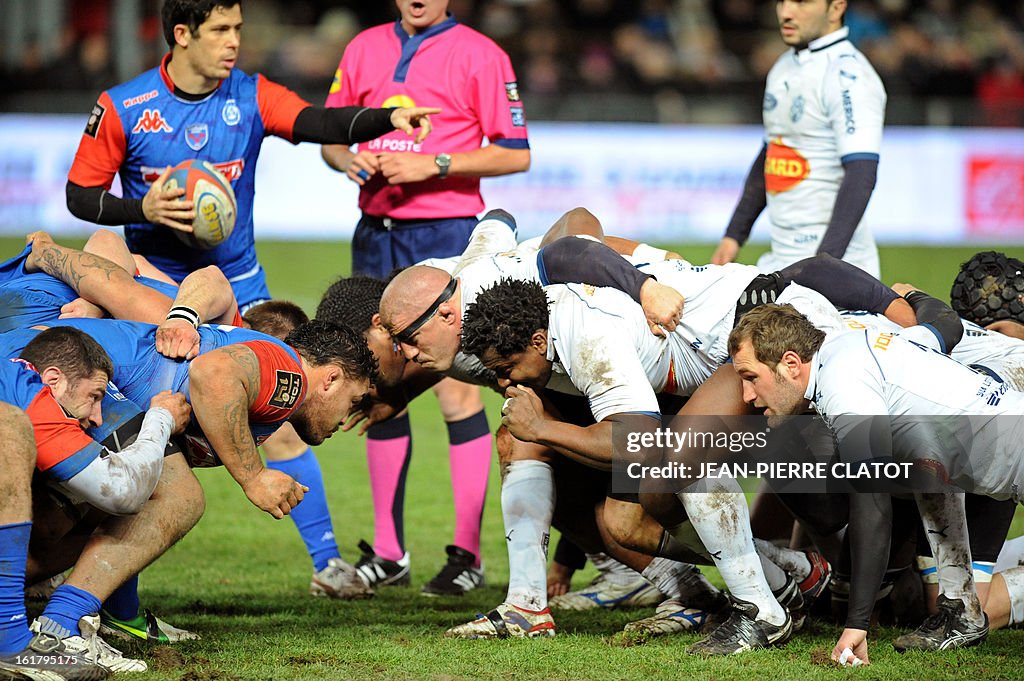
left=325, top=15, right=529, bottom=220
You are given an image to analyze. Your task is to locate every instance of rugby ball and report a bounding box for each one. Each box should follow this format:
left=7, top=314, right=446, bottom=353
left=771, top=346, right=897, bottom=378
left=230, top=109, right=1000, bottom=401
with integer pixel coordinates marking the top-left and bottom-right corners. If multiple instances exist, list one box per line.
left=165, top=160, right=237, bottom=250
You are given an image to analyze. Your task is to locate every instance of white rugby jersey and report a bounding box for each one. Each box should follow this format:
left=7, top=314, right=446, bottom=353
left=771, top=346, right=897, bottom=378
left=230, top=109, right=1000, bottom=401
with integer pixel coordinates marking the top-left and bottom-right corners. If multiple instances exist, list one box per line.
left=542, top=261, right=846, bottom=422
left=760, top=27, right=885, bottom=276
left=809, top=330, right=1024, bottom=500
left=840, top=311, right=1024, bottom=391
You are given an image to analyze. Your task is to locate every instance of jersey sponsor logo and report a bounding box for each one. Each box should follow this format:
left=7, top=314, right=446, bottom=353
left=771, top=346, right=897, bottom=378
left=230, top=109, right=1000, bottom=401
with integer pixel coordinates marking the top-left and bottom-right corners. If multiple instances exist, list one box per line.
left=510, top=106, right=526, bottom=127
left=505, top=81, right=520, bottom=102
left=381, top=94, right=415, bottom=109
left=212, top=159, right=244, bottom=182
left=185, top=123, right=209, bottom=151
left=364, top=137, right=422, bottom=153
left=841, top=89, right=855, bottom=134
left=764, top=140, right=810, bottom=193
left=132, top=109, right=173, bottom=134
left=122, top=89, right=158, bottom=108
left=141, top=158, right=243, bottom=184
left=269, top=370, right=303, bottom=410
left=222, top=98, right=241, bottom=126
left=329, top=69, right=342, bottom=95
left=789, top=95, right=804, bottom=123
left=872, top=332, right=895, bottom=351
left=84, top=102, right=106, bottom=138
left=763, top=92, right=777, bottom=111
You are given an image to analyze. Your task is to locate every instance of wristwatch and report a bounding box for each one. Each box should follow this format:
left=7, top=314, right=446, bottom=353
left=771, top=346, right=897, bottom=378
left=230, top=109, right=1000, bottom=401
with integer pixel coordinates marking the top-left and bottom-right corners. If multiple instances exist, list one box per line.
left=435, top=153, right=452, bottom=180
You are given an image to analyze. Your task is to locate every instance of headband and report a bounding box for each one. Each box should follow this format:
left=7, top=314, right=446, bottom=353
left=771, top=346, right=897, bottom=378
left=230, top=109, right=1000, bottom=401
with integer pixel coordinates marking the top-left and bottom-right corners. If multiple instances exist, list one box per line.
left=393, top=277, right=457, bottom=344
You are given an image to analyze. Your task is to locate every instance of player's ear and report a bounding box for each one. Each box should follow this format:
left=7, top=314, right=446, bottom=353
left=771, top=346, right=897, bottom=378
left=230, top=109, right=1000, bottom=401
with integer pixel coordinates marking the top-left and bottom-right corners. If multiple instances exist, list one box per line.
left=530, top=330, right=547, bottom=355
left=322, top=364, right=344, bottom=391
left=437, top=302, right=457, bottom=326
left=38, top=365, right=65, bottom=390
left=173, top=24, right=191, bottom=49
left=779, top=350, right=802, bottom=378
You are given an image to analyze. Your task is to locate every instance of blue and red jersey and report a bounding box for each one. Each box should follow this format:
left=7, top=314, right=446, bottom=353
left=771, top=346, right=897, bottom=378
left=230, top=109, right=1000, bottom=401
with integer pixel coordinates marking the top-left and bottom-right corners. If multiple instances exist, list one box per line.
left=0, top=319, right=306, bottom=468
left=0, top=358, right=102, bottom=481
left=0, top=245, right=80, bottom=332
left=68, top=55, right=311, bottom=307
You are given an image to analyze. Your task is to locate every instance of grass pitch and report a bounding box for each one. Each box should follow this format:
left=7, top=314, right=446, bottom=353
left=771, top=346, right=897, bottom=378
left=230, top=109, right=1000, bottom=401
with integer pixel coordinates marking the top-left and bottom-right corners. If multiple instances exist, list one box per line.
left=7, top=237, right=1024, bottom=680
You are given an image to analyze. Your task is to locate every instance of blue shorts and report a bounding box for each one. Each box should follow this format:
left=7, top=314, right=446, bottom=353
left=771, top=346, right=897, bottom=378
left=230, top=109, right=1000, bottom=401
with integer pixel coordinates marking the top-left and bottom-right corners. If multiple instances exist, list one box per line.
left=352, top=215, right=478, bottom=279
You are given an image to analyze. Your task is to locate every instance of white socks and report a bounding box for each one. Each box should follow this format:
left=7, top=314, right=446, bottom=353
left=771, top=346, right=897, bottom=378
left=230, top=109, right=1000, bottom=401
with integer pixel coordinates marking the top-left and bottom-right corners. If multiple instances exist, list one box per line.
left=1001, top=566, right=1024, bottom=627
left=676, top=479, right=787, bottom=626
left=754, top=538, right=811, bottom=583
left=502, top=460, right=555, bottom=611
left=587, top=552, right=645, bottom=587
left=916, top=492, right=985, bottom=625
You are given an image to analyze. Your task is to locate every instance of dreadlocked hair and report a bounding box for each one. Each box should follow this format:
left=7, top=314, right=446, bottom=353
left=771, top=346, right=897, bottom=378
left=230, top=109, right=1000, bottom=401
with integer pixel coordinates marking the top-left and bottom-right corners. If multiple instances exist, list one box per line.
left=316, top=276, right=386, bottom=332
left=461, top=278, right=550, bottom=360
left=285, top=319, right=379, bottom=384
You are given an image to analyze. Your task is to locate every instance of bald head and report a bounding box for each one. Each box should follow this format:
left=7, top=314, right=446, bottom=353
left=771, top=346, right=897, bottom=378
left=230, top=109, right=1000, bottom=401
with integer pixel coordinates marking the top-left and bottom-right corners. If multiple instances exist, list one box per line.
left=379, top=266, right=454, bottom=335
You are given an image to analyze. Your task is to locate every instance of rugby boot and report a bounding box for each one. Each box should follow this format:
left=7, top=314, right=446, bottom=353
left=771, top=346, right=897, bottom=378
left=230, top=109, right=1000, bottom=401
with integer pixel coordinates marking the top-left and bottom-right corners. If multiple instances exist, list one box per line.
left=688, top=596, right=793, bottom=656
left=445, top=602, right=556, bottom=639
left=421, top=546, right=484, bottom=597
left=354, top=540, right=410, bottom=588
left=893, top=594, right=988, bottom=652
left=310, top=557, right=375, bottom=600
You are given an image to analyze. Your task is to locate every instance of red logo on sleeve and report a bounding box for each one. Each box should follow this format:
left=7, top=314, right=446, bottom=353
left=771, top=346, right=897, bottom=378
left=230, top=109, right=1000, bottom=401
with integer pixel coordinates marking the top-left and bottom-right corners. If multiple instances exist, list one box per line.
left=132, top=109, right=174, bottom=134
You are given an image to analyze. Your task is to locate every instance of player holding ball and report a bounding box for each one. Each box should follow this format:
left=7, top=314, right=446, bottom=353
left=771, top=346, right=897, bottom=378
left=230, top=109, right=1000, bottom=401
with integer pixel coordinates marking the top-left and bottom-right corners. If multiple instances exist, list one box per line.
left=66, top=0, right=438, bottom=312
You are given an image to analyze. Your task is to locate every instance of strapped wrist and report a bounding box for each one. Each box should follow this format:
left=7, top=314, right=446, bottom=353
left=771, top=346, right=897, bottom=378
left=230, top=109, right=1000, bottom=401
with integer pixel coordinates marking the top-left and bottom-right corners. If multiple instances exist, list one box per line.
left=166, top=305, right=200, bottom=328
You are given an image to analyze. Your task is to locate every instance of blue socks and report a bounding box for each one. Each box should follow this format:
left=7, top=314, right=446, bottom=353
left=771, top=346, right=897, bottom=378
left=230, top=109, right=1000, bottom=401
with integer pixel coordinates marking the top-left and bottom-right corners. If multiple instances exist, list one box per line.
left=0, top=522, right=31, bottom=655
left=267, top=447, right=340, bottom=571
left=102, top=574, right=140, bottom=620
left=39, top=584, right=102, bottom=638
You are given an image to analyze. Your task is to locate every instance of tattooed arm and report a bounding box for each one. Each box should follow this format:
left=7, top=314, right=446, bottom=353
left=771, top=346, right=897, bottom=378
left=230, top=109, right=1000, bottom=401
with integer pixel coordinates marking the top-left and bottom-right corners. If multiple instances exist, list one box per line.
left=188, top=345, right=307, bottom=518
left=25, top=231, right=174, bottom=322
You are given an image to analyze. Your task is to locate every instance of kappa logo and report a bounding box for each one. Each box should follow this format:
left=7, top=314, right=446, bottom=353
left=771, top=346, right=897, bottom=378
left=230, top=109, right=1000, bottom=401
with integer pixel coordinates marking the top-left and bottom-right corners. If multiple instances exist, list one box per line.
left=185, top=123, right=209, bottom=151
left=132, top=109, right=173, bottom=134
left=269, top=370, right=303, bottom=410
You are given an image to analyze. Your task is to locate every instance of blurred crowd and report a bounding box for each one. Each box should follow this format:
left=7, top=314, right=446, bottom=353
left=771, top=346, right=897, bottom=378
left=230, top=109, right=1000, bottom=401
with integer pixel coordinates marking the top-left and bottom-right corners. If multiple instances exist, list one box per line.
left=4, top=0, right=1024, bottom=126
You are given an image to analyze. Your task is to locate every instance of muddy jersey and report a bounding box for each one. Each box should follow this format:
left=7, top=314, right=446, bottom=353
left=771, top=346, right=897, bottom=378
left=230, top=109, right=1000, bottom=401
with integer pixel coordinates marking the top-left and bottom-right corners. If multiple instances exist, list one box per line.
left=541, top=260, right=846, bottom=421
left=809, top=329, right=1024, bottom=501
left=761, top=27, right=885, bottom=274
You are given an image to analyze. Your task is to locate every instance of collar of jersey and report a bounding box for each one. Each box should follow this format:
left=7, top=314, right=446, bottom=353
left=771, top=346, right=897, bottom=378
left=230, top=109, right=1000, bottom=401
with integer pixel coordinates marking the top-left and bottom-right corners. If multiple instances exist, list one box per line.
left=160, top=53, right=222, bottom=102
left=391, top=14, right=458, bottom=83
left=804, top=349, right=822, bottom=406
left=393, top=13, right=458, bottom=45
left=795, top=26, right=849, bottom=60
